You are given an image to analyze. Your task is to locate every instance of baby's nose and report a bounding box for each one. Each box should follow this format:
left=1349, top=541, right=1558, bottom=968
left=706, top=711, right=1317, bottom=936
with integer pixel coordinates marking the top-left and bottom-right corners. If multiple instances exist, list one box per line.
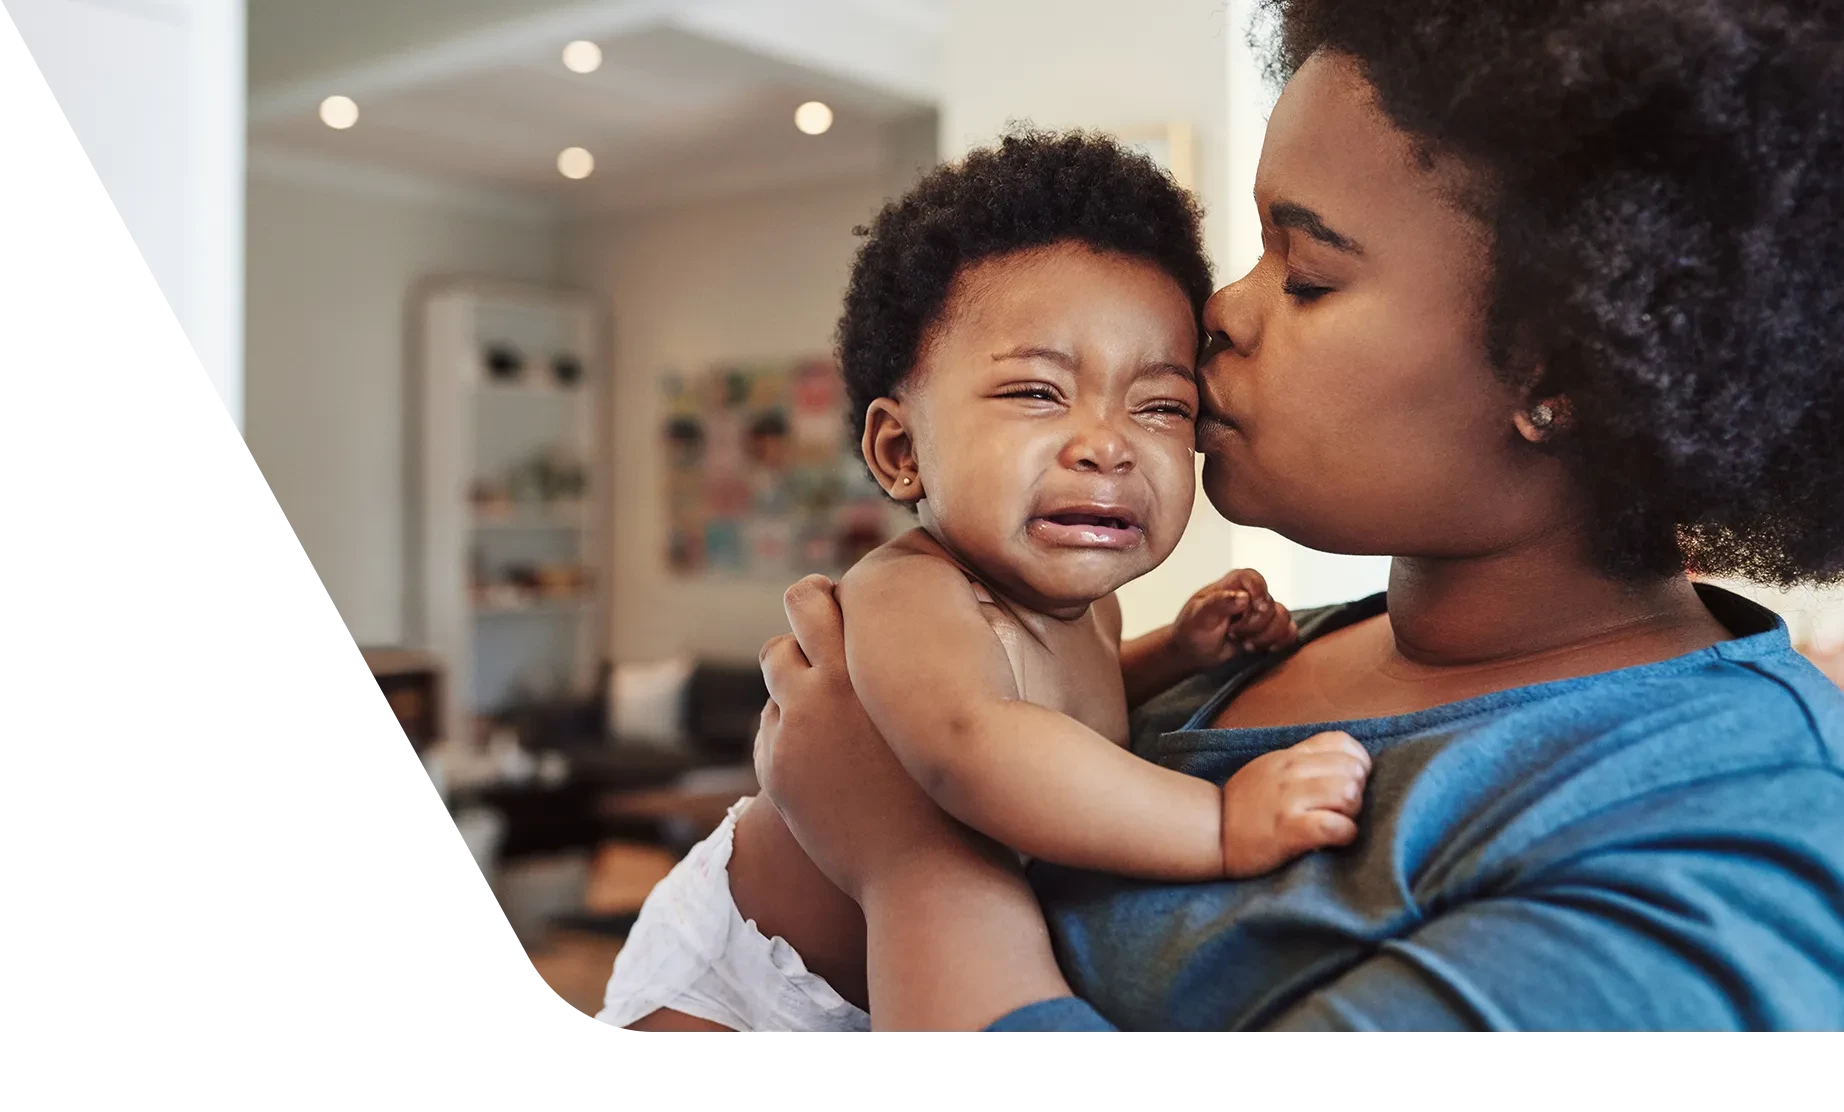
left=1063, top=421, right=1135, bottom=473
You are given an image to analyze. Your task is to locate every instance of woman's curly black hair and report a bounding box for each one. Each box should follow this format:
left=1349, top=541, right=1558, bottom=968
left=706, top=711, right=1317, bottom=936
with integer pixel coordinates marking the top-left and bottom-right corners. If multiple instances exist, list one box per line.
left=1262, top=0, right=1844, bottom=585
left=836, top=128, right=1214, bottom=461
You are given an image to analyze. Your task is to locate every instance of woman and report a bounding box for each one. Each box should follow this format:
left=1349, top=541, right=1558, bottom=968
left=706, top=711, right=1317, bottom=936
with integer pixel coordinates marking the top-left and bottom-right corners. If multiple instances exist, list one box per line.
left=752, top=0, right=1844, bottom=1030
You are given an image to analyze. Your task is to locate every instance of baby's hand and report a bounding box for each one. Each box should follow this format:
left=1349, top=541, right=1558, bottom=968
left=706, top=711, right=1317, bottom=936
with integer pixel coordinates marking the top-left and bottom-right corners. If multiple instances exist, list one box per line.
left=1219, top=731, right=1370, bottom=878
left=1170, top=568, right=1299, bottom=672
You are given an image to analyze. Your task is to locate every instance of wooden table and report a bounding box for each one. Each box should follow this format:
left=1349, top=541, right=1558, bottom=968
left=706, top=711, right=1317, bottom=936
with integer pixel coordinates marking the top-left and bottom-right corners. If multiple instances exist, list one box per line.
left=599, top=785, right=752, bottom=838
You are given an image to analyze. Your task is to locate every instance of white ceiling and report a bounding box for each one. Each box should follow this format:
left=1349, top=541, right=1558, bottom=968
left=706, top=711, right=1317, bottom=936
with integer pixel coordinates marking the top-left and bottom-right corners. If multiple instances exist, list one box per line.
left=247, top=0, right=943, bottom=212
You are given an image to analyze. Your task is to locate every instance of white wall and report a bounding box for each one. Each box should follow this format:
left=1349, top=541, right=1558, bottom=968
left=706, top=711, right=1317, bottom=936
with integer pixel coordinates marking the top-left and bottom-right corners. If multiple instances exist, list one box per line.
left=9, top=0, right=245, bottom=427
left=570, top=175, right=907, bottom=664
left=244, top=165, right=567, bottom=645
left=941, top=0, right=1231, bottom=264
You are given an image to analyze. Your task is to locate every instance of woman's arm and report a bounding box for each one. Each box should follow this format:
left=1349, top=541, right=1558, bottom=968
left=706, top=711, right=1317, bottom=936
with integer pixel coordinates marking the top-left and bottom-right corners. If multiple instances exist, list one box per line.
left=837, top=556, right=1224, bottom=880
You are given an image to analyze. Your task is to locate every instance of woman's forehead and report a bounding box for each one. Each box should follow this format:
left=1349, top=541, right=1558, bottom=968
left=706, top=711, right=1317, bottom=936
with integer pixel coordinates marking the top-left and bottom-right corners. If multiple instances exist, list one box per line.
left=1256, top=52, right=1487, bottom=258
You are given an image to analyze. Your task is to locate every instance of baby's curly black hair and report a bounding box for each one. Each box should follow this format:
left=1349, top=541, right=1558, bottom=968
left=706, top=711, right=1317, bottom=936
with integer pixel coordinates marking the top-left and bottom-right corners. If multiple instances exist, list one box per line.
left=836, top=128, right=1214, bottom=458
left=1262, top=0, right=1844, bottom=585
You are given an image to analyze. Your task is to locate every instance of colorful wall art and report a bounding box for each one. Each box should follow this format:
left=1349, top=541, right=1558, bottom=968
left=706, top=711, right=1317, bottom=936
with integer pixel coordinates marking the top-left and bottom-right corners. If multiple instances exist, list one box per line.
left=662, top=356, right=893, bottom=576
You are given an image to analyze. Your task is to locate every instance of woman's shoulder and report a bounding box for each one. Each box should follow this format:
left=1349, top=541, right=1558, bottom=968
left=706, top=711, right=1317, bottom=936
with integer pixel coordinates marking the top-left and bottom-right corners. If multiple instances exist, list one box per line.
left=1609, top=627, right=1844, bottom=771
left=1449, top=635, right=1844, bottom=899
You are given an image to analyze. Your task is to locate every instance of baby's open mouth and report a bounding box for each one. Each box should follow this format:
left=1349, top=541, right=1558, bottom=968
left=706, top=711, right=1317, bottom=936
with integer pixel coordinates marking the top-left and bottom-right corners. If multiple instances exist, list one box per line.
left=1029, top=508, right=1145, bottom=550
left=1045, top=511, right=1136, bottom=531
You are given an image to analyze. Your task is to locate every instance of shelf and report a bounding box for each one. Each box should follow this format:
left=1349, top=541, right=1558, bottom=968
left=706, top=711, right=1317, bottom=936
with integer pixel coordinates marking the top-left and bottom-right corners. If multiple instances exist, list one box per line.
left=472, top=505, right=587, bottom=531
left=472, top=596, right=594, bottom=618
left=474, top=378, right=584, bottom=398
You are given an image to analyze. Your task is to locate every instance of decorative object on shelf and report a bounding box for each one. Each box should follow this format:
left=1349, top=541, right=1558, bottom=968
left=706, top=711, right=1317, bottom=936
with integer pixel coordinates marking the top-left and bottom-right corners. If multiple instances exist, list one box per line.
left=551, top=352, right=584, bottom=387
left=537, top=445, right=588, bottom=501
left=506, top=457, right=546, bottom=504
left=661, top=355, right=892, bottom=576
left=536, top=562, right=589, bottom=598
left=469, top=478, right=512, bottom=518
left=472, top=445, right=588, bottom=514
left=483, top=341, right=526, bottom=383
left=471, top=558, right=593, bottom=609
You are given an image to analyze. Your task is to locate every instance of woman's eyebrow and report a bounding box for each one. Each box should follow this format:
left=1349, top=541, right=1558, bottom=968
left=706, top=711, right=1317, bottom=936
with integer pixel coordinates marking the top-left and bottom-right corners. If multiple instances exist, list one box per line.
left=1270, top=200, right=1364, bottom=255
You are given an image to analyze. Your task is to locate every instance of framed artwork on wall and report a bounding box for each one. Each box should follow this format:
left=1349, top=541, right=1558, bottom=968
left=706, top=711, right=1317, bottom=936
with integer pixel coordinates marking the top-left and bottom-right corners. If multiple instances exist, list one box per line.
left=661, top=355, right=895, bottom=578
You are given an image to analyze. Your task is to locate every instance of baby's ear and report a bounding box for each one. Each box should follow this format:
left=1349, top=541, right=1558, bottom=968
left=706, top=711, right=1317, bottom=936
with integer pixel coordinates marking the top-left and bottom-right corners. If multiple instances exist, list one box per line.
left=862, top=397, right=923, bottom=502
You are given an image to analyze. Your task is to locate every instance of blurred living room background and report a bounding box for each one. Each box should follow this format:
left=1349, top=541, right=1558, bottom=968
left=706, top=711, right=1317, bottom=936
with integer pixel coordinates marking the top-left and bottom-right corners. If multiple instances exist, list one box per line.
left=12, top=0, right=1844, bottom=1017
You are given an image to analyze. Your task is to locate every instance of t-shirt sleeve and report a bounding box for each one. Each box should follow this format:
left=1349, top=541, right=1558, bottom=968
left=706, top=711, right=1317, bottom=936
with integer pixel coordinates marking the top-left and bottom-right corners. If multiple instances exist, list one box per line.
left=985, top=996, right=1120, bottom=1031
left=1265, top=765, right=1844, bottom=1031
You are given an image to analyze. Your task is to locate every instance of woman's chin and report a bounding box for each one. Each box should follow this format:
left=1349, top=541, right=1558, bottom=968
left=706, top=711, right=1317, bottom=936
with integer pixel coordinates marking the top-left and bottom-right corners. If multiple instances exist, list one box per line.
left=1200, top=464, right=1265, bottom=528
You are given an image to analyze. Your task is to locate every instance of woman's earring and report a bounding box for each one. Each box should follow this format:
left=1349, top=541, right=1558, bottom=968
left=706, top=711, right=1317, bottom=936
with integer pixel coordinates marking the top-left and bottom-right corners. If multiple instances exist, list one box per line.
left=1529, top=402, right=1555, bottom=430
left=901, top=476, right=913, bottom=486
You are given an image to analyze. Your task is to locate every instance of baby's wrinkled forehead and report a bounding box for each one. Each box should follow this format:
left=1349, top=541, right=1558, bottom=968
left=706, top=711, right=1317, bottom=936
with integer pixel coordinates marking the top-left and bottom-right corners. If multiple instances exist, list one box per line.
left=908, top=242, right=1201, bottom=391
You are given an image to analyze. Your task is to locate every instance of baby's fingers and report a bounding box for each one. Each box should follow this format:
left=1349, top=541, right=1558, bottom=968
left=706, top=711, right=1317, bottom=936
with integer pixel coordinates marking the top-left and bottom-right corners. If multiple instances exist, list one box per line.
left=1260, top=809, right=1359, bottom=867
left=1289, top=731, right=1372, bottom=770
left=1289, top=772, right=1367, bottom=818
left=1197, top=587, right=1251, bottom=621
left=1283, top=809, right=1360, bottom=852
left=1217, top=567, right=1271, bottom=601
left=1262, top=619, right=1301, bottom=651
left=1182, top=588, right=1248, bottom=642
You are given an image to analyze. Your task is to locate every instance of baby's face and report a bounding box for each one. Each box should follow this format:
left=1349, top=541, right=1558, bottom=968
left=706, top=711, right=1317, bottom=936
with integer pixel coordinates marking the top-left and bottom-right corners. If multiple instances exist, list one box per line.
left=901, top=242, right=1201, bottom=615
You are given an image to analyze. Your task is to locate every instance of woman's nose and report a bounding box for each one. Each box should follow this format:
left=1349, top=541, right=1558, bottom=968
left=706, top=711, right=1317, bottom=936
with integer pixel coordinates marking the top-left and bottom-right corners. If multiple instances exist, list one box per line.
left=1202, top=271, right=1261, bottom=359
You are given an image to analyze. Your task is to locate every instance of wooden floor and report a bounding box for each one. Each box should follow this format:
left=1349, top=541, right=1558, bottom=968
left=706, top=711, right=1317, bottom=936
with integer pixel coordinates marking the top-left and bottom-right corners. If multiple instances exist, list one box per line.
left=530, top=932, right=633, bottom=1016
left=526, top=840, right=676, bottom=1016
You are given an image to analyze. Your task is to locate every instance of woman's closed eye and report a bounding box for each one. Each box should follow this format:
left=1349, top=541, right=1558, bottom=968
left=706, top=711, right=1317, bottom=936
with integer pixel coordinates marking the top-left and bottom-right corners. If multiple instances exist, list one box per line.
left=1282, top=274, right=1335, bottom=303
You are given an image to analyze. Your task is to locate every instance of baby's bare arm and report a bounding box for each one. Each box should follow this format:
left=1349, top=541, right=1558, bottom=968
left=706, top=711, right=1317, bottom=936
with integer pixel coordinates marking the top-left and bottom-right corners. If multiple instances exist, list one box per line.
left=839, top=553, right=1224, bottom=881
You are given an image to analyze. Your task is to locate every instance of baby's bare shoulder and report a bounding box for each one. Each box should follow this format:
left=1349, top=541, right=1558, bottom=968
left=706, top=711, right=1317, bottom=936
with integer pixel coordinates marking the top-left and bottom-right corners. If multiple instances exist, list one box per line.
left=840, top=530, right=1031, bottom=675
left=844, top=534, right=995, bottom=608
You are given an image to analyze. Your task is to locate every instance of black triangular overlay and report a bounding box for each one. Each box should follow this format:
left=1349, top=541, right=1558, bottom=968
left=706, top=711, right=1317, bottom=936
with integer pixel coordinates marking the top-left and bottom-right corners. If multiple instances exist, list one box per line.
left=3, top=13, right=582, bottom=1032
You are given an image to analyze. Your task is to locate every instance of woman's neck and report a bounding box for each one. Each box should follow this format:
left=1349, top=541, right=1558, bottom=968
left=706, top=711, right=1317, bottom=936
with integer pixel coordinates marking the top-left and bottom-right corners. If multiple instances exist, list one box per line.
left=1384, top=537, right=1726, bottom=673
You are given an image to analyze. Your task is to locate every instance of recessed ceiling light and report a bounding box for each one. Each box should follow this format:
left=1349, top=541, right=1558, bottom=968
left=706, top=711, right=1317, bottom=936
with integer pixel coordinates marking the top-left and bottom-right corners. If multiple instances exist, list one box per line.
left=562, top=40, right=602, bottom=74
left=557, top=146, right=595, bottom=180
left=319, top=95, right=359, bottom=130
left=794, top=101, right=834, bottom=136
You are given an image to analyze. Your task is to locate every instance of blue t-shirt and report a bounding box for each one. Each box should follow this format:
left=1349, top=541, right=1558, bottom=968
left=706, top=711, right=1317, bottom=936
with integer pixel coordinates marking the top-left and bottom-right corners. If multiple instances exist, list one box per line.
left=991, top=586, right=1844, bottom=1031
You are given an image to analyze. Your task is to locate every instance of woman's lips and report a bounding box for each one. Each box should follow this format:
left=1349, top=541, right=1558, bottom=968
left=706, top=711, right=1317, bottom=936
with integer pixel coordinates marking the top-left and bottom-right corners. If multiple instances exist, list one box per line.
left=1027, top=511, right=1145, bottom=549
left=1196, top=412, right=1241, bottom=451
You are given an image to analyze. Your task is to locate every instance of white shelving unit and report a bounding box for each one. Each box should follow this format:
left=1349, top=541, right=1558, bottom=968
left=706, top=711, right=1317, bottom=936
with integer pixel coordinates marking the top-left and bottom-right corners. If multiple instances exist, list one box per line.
left=410, top=280, right=607, bottom=745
